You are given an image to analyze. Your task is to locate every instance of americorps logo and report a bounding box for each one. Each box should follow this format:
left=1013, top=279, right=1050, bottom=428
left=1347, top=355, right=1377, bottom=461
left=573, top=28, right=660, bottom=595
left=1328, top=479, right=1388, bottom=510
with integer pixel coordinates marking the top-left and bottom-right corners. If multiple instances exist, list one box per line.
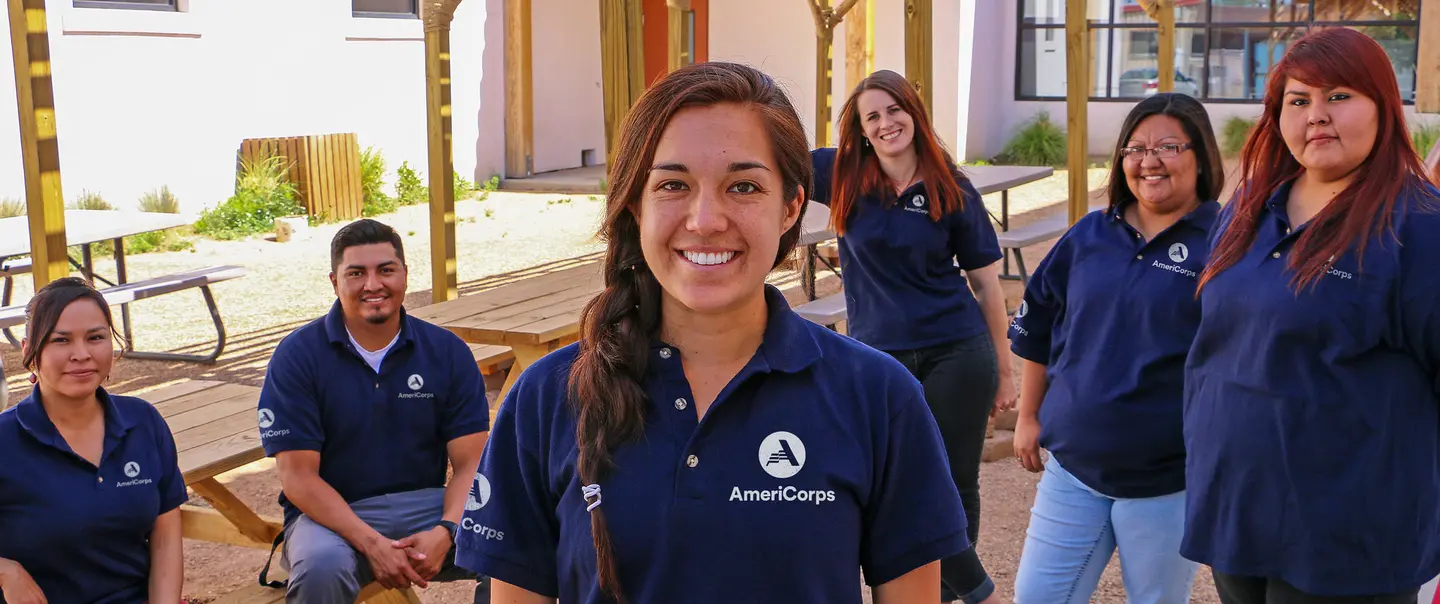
left=904, top=194, right=928, bottom=214
left=398, top=373, right=435, bottom=399
left=1010, top=301, right=1030, bottom=336
left=257, top=408, right=291, bottom=439
left=116, top=460, right=152, bottom=488
left=1169, top=242, right=1189, bottom=263
left=461, top=472, right=504, bottom=541
left=730, top=431, right=836, bottom=505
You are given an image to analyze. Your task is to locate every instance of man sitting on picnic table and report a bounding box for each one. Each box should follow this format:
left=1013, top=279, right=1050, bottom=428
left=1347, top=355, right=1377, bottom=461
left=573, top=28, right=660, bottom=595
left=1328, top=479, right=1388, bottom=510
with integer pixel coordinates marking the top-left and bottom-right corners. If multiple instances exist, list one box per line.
left=257, top=219, right=491, bottom=603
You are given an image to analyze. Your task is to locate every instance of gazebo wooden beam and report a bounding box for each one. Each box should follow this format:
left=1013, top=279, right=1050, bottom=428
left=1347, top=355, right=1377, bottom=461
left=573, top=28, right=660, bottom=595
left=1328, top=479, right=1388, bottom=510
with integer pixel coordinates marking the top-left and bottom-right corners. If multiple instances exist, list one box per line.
left=1136, top=0, right=1174, bottom=93
left=600, top=0, right=644, bottom=165
left=1418, top=0, right=1438, bottom=113
left=904, top=0, right=932, bottom=110
left=423, top=0, right=463, bottom=303
left=809, top=0, right=861, bottom=148
left=504, top=0, right=533, bottom=178
left=1065, top=0, right=1089, bottom=225
left=8, top=0, right=68, bottom=289
left=845, top=0, right=873, bottom=92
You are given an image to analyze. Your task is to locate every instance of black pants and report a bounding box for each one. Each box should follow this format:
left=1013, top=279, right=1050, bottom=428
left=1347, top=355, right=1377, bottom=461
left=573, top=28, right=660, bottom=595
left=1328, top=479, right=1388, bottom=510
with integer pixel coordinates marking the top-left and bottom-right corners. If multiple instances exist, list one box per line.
left=887, top=333, right=998, bottom=603
left=1213, top=570, right=1419, bottom=604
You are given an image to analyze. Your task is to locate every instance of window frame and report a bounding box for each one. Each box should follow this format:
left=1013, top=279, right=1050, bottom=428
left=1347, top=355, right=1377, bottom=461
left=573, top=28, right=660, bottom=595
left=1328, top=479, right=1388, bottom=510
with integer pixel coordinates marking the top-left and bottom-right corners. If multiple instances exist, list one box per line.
left=353, top=0, right=420, bottom=19
left=73, top=0, right=177, bottom=11
left=1013, top=0, right=1423, bottom=103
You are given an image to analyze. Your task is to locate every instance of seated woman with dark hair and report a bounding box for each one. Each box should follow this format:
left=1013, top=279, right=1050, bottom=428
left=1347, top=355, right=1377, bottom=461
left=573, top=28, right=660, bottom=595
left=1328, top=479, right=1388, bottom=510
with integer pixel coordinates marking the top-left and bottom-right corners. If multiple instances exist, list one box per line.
left=0, top=277, right=186, bottom=604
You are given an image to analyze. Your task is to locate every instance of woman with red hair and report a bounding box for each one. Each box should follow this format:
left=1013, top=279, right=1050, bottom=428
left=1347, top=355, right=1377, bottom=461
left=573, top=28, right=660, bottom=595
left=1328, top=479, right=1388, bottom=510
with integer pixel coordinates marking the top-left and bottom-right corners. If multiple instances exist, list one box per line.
left=1183, top=27, right=1440, bottom=604
left=810, top=69, right=1013, bottom=604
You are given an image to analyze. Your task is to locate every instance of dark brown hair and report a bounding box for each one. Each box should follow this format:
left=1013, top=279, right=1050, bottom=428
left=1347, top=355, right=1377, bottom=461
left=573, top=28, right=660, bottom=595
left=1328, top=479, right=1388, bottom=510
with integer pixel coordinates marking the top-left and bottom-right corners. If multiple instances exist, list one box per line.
left=1199, top=28, right=1435, bottom=293
left=330, top=218, right=406, bottom=273
left=829, top=69, right=966, bottom=235
left=567, top=61, right=811, bottom=602
left=1106, top=92, right=1225, bottom=214
left=22, top=277, right=124, bottom=371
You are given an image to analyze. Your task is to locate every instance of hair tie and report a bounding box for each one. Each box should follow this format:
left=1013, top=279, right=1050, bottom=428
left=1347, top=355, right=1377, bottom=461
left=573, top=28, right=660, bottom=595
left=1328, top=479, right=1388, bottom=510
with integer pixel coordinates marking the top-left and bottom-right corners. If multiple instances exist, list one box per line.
left=582, top=483, right=602, bottom=512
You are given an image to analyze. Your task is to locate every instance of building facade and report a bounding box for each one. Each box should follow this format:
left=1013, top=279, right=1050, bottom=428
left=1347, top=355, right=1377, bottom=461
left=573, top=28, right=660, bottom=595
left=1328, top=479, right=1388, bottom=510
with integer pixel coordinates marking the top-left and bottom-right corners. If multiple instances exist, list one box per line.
left=1, top=0, right=1432, bottom=216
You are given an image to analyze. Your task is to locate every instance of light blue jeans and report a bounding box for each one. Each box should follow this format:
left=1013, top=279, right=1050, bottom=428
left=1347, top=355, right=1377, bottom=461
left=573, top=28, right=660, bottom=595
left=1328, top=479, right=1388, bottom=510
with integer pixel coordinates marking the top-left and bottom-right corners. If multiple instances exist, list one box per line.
left=1013, top=455, right=1197, bottom=604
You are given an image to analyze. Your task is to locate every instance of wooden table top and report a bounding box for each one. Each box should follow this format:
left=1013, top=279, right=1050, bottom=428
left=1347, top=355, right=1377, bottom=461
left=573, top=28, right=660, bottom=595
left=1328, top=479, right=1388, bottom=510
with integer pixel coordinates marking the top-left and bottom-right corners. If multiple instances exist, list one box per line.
left=128, top=380, right=264, bottom=485
left=409, top=260, right=605, bottom=347
left=0, top=210, right=191, bottom=259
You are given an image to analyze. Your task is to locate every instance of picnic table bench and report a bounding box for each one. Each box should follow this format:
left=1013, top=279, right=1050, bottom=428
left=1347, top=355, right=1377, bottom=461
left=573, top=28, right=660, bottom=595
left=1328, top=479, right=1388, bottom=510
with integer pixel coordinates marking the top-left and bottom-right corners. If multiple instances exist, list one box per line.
left=130, top=379, right=423, bottom=603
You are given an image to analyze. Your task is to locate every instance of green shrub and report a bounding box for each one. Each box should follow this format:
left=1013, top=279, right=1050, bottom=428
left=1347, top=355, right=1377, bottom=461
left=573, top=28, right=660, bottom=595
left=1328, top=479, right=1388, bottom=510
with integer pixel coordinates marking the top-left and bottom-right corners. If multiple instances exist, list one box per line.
left=139, top=186, right=181, bottom=214
left=997, top=112, right=1067, bottom=167
left=123, top=229, right=194, bottom=254
left=69, top=190, right=114, bottom=211
left=454, top=171, right=476, bottom=201
left=0, top=198, right=23, bottom=218
left=395, top=161, right=428, bottom=206
left=1413, top=121, right=1440, bottom=158
left=194, top=152, right=303, bottom=240
left=1222, top=116, right=1257, bottom=158
left=360, top=147, right=398, bottom=217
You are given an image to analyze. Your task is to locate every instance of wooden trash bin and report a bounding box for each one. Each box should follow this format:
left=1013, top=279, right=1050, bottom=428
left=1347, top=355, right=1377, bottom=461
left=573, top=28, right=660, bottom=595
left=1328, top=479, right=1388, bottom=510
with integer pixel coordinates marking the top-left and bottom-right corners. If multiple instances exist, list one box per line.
left=238, top=133, right=364, bottom=221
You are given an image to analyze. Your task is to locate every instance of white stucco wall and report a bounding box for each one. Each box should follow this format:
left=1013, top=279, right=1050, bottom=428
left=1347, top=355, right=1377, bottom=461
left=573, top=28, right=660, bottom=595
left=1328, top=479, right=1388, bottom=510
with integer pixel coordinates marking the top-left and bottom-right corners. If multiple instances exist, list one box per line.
left=529, top=0, right=605, bottom=174
left=0, top=0, right=508, bottom=218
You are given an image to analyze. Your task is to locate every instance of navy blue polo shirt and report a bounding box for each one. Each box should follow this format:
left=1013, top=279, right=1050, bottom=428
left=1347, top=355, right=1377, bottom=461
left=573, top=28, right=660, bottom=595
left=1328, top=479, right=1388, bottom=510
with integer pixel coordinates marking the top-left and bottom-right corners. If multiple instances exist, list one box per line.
left=0, top=386, right=188, bottom=604
left=810, top=147, right=1004, bottom=352
left=1183, top=179, right=1440, bottom=596
left=1008, top=200, right=1218, bottom=499
left=454, top=284, right=969, bottom=603
left=259, top=300, right=490, bottom=526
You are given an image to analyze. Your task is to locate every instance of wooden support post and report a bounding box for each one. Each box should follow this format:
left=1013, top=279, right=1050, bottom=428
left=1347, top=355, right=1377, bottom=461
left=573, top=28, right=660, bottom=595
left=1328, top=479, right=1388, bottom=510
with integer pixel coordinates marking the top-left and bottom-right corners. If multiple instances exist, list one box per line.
left=8, top=0, right=68, bottom=289
left=809, top=0, right=861, bottom=148
left=668, top=5, right=685, bottom=71
left=1137, top=0, right=1175, bottom=92
left=1419, top=0, right=1439, bottom=113
left=425, top=26, right=459, bottom=303
left=845, top=0, right=872, bottom=92
left=504, top=0, right=534, bottom=178
left=600, top=0, right=645, bottom=165
left=904, top=0, right=933, bottom=110
left=1065, top=1, right=1089, bottom=225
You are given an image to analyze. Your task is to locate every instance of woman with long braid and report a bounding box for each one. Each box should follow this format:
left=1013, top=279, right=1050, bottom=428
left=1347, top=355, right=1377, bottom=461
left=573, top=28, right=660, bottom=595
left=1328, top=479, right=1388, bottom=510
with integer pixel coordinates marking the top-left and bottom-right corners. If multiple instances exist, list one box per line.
left=452, top=61, right=970, bottom=603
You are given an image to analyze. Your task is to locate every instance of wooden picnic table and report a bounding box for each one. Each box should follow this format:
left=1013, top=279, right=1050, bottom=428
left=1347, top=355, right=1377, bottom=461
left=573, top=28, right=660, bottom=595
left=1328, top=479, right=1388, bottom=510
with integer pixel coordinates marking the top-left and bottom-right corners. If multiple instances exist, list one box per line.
left=0, top=210, right=192, bottom=349
left=134, top=379, right=281, bottom=550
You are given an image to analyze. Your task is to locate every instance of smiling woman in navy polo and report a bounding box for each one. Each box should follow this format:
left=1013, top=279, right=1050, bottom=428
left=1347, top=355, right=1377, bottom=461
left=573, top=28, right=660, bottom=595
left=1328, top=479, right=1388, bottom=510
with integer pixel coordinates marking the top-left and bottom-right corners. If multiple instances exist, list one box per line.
left=810, top=68, right=1012, bottom=604
left=1007, top=93, right=1223, bottom=604
left=453, top=62, right=968, bottom=604
left=0, top=278, right=186, bottom=604
left=1185, top=29, right=1440, bottom=604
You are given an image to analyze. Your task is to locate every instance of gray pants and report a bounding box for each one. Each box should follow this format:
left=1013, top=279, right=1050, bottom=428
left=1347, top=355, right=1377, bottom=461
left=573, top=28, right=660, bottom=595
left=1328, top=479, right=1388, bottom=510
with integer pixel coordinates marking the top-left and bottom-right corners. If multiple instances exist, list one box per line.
left=281, top=487, right=487, bottom=604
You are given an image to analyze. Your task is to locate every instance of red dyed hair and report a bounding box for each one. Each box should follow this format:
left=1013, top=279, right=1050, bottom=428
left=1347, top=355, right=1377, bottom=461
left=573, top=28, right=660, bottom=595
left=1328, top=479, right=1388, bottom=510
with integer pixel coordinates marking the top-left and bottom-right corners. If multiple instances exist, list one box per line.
left=1197, top=27, right=1434, bottom=293
left=828, top=69, right=966, bottom=236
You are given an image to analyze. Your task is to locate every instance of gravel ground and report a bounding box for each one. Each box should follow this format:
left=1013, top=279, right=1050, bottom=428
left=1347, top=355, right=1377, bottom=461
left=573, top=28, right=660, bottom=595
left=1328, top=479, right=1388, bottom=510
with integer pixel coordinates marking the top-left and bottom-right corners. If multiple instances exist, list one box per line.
left=0, top=167, right=1227, bottom=603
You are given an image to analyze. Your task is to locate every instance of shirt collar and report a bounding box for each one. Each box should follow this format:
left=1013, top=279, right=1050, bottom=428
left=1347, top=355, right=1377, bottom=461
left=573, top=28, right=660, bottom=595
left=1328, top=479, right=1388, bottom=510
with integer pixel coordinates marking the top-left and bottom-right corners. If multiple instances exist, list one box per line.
left=322, top=299, right=415, bottom=350
left=15, top=385, right=136, bottom=450
left=651, top=284, right=823, bottom=375
left=1108, top=198, right=1222, bottom=230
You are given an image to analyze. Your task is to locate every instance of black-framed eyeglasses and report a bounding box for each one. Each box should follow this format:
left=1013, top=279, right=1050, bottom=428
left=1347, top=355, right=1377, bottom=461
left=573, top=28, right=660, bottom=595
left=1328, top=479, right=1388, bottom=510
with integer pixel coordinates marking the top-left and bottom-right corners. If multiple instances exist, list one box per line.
left=1119, top=142, right=1193, bottom=160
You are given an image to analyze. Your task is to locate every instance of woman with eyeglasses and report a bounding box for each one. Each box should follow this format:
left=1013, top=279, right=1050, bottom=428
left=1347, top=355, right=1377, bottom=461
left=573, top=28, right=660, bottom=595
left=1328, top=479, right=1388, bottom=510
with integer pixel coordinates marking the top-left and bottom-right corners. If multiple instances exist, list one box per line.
left=1008, top=93, right=1223, bottom=604
left=1184, top=28, right=1440, bottom=603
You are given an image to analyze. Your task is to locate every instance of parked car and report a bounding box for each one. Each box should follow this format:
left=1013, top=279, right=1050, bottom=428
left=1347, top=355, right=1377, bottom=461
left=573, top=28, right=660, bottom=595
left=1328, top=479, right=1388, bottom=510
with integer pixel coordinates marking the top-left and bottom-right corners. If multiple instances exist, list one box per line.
left=1118, top=67, right=1201, bottom=98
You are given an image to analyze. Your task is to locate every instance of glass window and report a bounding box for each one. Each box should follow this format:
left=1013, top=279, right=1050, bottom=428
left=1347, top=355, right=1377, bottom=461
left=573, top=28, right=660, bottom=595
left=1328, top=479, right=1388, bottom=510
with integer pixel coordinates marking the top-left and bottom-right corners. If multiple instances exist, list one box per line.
left=354, top=0, right=417, bottom=17
left=73, top=0, right=175, bottom=10
left=1015, top=0, right=1422, bottom=103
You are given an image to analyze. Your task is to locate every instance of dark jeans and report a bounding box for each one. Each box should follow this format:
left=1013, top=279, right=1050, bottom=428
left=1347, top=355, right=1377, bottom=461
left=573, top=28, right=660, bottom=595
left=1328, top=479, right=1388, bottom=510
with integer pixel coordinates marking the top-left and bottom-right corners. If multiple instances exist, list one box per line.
left=1213, top=570, right=1419, bottom=604
left=887, top=333, right=999, bottom=604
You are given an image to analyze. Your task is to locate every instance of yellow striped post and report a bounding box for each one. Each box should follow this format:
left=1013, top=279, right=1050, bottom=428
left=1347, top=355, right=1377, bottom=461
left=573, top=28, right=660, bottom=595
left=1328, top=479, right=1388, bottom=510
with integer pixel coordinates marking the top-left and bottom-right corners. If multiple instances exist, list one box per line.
left=8, top=0, right=69, bottom=290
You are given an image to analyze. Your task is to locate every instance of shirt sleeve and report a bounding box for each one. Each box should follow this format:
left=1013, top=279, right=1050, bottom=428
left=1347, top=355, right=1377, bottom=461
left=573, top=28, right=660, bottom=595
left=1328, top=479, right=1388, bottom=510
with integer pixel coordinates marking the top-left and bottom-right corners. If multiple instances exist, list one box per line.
left=1397, top=204, right=1440, bottom=395
left=809, top=147, right=837, bottom=206
left=950, top=178, right=1005, bottom=271
left=453, top=365, right=561, bottom=597
left=257, top=339, right=325, bottom=455
left=1008, top=226, right=1074, bottom=364
left=149, top=408, right=189, bottom=513
left=860, top=379, right=971, bottom=586
left=442, top=337, right=491, bottom=441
